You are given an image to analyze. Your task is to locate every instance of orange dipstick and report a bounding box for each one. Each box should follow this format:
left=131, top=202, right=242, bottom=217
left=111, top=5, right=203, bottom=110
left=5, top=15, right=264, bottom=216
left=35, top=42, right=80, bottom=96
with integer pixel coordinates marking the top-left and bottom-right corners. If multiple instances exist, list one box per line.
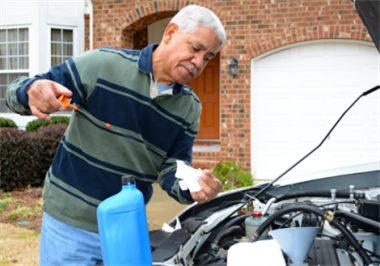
left=58, top=94, right=112, bottom=128
left=58, top=95, right=79, bottom=111
left=58, top=95, right=72, bottom=110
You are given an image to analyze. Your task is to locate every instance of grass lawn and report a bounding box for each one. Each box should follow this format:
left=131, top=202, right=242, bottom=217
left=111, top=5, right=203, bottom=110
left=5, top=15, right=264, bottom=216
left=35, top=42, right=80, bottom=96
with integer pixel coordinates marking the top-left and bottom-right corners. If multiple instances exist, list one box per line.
left=0, top=223, right=39, bottom=266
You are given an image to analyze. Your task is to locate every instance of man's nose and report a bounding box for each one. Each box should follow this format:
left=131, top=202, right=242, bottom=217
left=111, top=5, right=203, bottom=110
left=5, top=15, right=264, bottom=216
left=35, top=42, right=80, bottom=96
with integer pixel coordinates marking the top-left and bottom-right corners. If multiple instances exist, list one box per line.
left=191, top=54, right=204, bottom=71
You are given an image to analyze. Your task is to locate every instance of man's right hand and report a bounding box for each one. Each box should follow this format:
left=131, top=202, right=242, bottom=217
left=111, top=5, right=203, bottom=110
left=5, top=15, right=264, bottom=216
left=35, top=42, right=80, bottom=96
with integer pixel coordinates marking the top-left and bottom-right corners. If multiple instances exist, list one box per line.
left=26, top=80, right=73, bottom=120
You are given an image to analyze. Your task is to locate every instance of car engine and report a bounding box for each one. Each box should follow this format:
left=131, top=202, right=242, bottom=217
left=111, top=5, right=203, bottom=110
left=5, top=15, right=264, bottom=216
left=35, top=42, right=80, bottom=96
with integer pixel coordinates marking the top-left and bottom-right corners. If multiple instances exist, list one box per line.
left=149, top=175, right=380, bottom=266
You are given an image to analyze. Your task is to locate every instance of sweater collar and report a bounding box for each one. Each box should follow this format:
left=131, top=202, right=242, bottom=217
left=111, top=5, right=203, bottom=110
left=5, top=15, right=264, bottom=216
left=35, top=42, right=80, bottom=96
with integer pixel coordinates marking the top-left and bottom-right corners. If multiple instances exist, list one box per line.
left=137, top=44, right=157, bottom=74
left=137, top=44, right=183, bottom=95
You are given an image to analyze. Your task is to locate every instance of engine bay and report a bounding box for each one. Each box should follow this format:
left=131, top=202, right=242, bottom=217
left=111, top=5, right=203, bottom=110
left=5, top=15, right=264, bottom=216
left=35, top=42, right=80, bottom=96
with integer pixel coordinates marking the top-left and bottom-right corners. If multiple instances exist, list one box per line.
left=149, top=168, right=380, bottom=266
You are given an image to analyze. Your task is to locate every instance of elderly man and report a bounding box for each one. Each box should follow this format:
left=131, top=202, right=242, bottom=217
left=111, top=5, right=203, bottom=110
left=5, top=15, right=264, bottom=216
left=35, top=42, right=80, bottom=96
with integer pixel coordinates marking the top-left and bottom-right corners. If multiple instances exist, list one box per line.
left=6, top=4, right=226, bottom=265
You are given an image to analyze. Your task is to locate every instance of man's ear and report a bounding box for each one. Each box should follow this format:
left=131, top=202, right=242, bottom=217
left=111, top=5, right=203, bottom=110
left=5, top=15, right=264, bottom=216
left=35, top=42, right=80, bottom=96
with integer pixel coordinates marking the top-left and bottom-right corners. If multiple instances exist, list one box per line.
left=163, top=22, right=178, bottom=44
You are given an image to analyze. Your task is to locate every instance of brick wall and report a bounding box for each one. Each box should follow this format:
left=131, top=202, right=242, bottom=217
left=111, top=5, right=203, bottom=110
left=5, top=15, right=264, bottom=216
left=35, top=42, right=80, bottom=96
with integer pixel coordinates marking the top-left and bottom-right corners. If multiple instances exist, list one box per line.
left=91, top=0, right=372, bottom=172
left=84, top=14, right=90, bottom=51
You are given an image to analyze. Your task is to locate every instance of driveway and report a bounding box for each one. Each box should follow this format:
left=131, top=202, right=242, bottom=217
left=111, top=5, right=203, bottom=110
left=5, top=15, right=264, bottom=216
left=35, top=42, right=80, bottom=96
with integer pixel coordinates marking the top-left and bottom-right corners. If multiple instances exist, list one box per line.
left=146, top=182, right=188, bottom=230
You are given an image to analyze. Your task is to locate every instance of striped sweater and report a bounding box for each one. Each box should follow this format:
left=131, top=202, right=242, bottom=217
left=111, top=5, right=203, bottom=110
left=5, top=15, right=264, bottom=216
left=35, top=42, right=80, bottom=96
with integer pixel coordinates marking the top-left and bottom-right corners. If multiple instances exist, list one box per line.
left=6, top=44, right=201, bottom=232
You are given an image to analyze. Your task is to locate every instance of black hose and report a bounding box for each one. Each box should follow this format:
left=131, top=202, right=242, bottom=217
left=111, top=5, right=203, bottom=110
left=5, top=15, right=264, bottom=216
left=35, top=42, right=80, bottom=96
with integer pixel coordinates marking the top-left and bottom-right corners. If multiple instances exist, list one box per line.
left=210, top=225, right=241, bottom=251
left=219, top=214, right=250, bottom=232
left=279, top=211, right=315, bottom=229
left=318, top=200, right=356, bottom=208
left=274, top=190, right=365, bottom=202
left=278, top=200, right=357, bottom=229
left=251, top=205, right=373, bottom=265
left=334, top=210, right=380, bottom=233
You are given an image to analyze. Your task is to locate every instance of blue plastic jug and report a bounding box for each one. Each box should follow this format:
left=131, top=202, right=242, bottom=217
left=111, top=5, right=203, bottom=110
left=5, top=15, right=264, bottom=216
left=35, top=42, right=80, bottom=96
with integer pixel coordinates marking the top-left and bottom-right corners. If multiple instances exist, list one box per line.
left=97, top=175, right=152, bottom=266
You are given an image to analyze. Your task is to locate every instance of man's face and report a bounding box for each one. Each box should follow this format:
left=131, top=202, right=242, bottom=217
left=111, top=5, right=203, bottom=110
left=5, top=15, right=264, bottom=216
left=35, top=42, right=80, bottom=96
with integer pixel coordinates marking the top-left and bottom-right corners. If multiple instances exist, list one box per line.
left=161, top=23, right=221, bottom=85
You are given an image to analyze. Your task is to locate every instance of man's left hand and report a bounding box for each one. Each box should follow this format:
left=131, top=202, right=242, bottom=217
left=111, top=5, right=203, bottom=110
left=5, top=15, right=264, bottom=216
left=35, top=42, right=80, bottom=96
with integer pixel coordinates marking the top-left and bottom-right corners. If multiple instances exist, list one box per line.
left=191, top=169, right=222, bottom=203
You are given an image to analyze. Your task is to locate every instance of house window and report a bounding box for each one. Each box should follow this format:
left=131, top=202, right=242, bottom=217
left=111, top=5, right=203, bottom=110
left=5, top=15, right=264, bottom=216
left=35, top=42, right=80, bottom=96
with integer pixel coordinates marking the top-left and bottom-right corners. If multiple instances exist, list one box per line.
left=0, top=28, right=29, bottom=113
left=51, top=28, right=73, bottom=67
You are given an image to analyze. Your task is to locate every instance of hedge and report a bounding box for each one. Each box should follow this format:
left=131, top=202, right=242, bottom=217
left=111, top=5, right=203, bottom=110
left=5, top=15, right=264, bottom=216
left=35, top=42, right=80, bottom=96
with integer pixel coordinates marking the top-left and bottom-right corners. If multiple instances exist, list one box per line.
left=0, top=124, right=68, bottom=191
left=26, top=116, right=70, bottom=132
left=0, top=117, right=18, bottom=128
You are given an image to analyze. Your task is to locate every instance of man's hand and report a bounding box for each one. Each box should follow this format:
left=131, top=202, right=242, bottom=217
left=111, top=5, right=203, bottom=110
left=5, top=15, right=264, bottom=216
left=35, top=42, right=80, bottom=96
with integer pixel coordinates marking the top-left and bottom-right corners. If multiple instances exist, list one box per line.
left=27, top=80, right=72, bottom=120
left=191, top=169, right=222, bottom=203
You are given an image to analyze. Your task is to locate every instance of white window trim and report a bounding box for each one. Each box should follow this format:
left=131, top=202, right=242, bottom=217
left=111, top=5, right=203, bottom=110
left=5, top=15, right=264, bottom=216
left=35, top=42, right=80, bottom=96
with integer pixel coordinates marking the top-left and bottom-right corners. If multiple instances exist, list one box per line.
left=0, top=26, right=30, bottom=113
left=0, top=25, right=30, bottom=74
left=47, top=26, right=77, bottom=69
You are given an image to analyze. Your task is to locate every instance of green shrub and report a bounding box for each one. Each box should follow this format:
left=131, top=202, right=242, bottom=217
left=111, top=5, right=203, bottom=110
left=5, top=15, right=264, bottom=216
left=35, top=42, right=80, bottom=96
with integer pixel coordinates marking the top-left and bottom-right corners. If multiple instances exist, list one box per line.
left=25, top=116, right=70, bottom=132
left=0, top=117, right=18, bottom=128
left=213, top=160, right=253, bottom=192
left=0, top=124, right=68, bottom=191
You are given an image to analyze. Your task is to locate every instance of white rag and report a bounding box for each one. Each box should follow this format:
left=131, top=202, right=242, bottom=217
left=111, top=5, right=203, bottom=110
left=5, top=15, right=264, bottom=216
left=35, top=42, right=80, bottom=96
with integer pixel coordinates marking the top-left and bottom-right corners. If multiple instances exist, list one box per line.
left=227, top=240, right=286, bottom=266
left=175, top=160, right=202, bottom=192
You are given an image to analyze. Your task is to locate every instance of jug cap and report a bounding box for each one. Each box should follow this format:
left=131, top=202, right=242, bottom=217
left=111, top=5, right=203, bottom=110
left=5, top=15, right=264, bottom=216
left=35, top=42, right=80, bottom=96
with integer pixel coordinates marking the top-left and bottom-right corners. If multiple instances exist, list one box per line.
left=122, top=175, right=135, bottom=185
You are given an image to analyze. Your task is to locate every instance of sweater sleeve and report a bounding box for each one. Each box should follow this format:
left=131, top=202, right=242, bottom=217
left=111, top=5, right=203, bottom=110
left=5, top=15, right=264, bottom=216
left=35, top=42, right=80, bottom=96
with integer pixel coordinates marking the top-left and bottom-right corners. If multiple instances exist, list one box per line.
left=157, top=104, right=202, bottom=204
left=5, top=76, right=41, bottom=115
left=5, top=49, right=102, bottom=114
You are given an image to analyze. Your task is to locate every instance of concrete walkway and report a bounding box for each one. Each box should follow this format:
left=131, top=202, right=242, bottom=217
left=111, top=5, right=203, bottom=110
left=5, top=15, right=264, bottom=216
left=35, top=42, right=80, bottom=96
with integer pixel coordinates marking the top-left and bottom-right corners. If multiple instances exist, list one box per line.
left=145, top=183, right=188, bottom=230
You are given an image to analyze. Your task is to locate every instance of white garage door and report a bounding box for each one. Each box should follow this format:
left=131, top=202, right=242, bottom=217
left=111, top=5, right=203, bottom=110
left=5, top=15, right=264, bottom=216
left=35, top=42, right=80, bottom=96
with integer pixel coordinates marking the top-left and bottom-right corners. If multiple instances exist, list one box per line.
left=252, top=40, right=379, bottom=180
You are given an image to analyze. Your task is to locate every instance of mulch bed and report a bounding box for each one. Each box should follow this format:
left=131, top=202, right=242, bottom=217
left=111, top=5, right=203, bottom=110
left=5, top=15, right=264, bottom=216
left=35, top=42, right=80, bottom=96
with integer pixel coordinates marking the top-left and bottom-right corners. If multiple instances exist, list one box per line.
left=0, top=187, right=43, bottom=233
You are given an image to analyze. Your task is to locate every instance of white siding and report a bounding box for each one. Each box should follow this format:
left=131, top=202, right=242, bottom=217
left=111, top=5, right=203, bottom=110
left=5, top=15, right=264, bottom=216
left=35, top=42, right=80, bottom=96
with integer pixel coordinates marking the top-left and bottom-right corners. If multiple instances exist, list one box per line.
left=1, top=1, right=87, bottom=129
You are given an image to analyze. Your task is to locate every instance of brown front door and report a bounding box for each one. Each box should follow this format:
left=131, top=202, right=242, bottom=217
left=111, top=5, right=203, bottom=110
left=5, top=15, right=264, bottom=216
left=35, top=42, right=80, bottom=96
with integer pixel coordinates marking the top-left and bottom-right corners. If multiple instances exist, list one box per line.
left=187, top=52, right=220, bottom=139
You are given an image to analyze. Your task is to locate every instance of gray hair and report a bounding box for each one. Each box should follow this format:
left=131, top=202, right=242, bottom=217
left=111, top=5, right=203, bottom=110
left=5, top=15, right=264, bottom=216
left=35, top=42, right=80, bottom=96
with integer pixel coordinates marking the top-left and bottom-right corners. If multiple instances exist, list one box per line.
left=170, top=5, right=226, bottom=50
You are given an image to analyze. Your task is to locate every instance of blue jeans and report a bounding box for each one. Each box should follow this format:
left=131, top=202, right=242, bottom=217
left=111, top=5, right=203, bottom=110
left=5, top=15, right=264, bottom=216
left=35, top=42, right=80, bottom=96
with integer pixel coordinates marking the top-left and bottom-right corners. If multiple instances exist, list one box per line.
left=40, top=212, right=103, bottom=266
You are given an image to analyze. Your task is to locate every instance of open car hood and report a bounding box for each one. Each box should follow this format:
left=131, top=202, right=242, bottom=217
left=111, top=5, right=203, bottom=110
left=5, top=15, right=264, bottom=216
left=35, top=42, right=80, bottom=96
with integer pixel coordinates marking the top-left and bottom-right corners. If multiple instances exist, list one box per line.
left=275, top=161, right=380, bottom=187
left=354, top=0, right=380, bottom=52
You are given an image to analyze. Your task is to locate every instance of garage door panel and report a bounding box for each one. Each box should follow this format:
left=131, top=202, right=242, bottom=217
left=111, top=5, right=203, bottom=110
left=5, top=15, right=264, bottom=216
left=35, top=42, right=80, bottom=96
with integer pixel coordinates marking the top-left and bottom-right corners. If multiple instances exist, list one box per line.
left=295, top=69, right=326, bottom=89
left=255, top=149, right=324, bottom=179
left=332, top=68, right=367, bottom=87
left=325, top=43, right=369, bottom=61
left=366, top=69, right=379, bottom=82
left=261, top=125, right=291, bottom=144
left=256, top=70, right=291, bottom=91
left=331, top=98, right=363, bottom=116
left=298, top=44, right=325, bottom=58
left=255, top=150, right=295, bottom=180
left=297, top=125, right=329, bottom=143
left=367, top=125, right=380, bottom=145
left=331, top=126, right=362, bottom=145
left=260, top=49, right=292, bottom=66
left=252, top=41, right=379, bottom=180
left=297, top=97, right=326, bottom=116
left=369, top=96, right=380, bottom=116
left=334, top=43, right=363, bottom=57
left=256, top=97, right=293, bottom=116
left=258, top=148, right=373, bottom=180
left=360, top=45, right=380, bottom=60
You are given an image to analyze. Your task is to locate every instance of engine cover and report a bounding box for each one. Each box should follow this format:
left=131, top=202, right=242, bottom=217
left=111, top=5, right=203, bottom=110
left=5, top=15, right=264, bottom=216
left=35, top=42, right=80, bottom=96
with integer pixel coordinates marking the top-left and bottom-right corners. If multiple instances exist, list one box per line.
left=307, top=239, right=352, bottom=266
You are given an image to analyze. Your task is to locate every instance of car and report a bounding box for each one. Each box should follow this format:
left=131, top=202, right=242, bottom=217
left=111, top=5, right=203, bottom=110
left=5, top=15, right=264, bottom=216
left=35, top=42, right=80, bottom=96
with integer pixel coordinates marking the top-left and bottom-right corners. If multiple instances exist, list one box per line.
left=148, top=1, right=380, bottom=265
left=149, top=161, right=379, bottom=265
